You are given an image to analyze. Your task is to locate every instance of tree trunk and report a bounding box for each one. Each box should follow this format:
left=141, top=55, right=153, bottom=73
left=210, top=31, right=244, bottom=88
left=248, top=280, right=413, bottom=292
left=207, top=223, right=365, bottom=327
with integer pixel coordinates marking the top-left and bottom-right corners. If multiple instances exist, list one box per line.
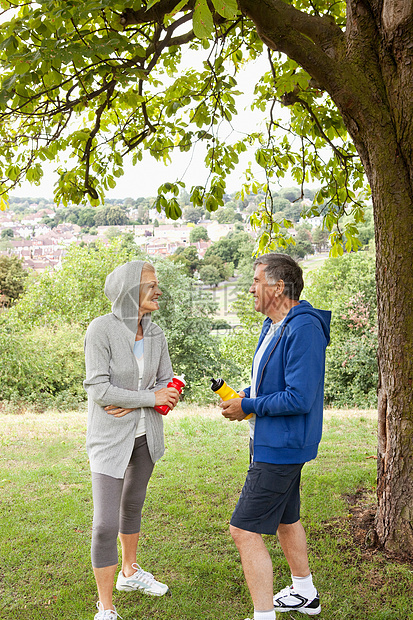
left=328, top=82, right=413, bottom=555
left=369, top=150, right=413, bottom=556
left=334, top=2, right=413, bottom=555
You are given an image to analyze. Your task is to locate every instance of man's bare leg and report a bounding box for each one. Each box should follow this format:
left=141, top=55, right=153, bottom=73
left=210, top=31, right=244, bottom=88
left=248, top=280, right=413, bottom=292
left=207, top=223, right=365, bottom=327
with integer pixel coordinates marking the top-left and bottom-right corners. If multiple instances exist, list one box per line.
left=276, top=520, right=310, bottom=577
left=230, top=525, right=274, bottom=611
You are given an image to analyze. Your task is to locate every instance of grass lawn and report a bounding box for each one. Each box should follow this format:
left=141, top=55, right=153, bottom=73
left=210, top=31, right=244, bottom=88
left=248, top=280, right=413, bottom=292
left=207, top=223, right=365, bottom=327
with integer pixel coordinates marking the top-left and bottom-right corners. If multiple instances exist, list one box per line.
left=0, top=405, right=412, bottom=620
left=208, top=281, right=239, bottom=325
left=301, top=253, right=330, bottom=273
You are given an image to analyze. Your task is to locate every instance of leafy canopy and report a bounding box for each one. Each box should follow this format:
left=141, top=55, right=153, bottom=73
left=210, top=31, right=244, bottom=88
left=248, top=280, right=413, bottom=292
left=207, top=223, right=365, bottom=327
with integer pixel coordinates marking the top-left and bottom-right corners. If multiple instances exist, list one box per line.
left=0, top=0, right=369, bottom=255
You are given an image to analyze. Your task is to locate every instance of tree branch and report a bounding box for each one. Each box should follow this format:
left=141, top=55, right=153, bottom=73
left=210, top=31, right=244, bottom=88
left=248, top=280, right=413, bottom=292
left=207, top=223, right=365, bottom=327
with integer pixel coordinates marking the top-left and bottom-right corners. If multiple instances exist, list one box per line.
left=239, top=0, right=345, bottom=92
left=83, top=80, right=116, bottom=198
left=281, top=89, right=354, bottom=166
left=120, top=1, right=195, bottom=26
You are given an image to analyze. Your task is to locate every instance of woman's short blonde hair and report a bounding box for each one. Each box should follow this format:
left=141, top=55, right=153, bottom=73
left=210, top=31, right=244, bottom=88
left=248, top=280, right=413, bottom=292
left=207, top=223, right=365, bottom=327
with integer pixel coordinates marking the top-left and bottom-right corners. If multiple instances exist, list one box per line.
left=141, top=261, right=155, bottom=274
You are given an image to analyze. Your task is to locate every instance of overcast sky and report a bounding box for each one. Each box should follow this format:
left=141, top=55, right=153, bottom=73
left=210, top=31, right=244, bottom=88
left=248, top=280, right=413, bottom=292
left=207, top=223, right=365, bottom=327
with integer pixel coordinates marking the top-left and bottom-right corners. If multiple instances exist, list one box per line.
left=11, top=52, right=299, bottom=201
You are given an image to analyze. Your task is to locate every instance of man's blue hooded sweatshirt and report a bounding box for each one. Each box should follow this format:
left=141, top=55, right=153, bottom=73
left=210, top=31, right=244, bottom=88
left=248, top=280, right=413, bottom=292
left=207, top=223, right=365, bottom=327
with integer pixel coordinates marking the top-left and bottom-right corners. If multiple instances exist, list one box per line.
left=241, top=301, right=331, bottom=465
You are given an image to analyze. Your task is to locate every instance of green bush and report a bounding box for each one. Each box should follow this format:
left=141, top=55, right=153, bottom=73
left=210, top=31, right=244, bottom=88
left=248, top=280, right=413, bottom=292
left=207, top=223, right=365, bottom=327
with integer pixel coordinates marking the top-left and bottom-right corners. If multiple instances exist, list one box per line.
left=0, top=322, right=85, bottom=408
left=219, top=290, right=262, bottom=387
left=324, top=334, right=378, bottom=407
left=305, top=251, right=378, bottom=407
left=211, top=318, right=232, bottom=330
left=185, top=376, right=223, bottom=406
left=153, top=258, right=242, bottom=395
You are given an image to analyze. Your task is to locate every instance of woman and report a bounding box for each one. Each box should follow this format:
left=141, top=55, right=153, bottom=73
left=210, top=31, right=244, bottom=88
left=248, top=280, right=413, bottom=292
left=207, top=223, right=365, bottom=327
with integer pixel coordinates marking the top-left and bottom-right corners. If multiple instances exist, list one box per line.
left=84, top=260, right=179, bottom=620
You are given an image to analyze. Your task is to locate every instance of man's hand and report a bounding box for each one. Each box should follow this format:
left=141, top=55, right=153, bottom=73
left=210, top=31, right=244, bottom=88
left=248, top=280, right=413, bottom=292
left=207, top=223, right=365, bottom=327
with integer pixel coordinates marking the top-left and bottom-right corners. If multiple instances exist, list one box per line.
left=220, top=396, right=246, bottom=422
left=104, top=405, right=134, bottom=418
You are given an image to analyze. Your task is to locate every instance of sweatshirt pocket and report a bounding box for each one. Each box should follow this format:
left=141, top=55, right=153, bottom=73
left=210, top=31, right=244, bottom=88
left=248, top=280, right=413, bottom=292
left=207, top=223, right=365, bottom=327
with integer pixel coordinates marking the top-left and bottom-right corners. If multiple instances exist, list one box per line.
left=255, top=417, right=289, bottom=449
left=284, top=415, right=306, bottom=449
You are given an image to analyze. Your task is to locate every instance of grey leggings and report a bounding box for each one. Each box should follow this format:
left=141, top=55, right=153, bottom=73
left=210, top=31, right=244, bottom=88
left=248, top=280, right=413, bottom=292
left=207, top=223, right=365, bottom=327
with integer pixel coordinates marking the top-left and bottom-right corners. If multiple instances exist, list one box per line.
left=91, top=435, right=154, bottom=568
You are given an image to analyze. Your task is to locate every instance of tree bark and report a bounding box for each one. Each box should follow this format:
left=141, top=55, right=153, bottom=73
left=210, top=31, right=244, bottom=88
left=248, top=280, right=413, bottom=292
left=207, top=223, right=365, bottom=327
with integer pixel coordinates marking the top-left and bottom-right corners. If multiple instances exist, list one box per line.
left=240, top=0, right=413, bottom=555
left=334, top=1, right=413, bottom=556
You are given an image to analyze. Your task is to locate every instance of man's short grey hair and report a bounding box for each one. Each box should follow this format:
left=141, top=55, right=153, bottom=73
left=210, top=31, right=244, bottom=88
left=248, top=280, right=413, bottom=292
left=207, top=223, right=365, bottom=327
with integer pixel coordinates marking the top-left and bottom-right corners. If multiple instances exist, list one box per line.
left=254, top=253, right=304, bottom=300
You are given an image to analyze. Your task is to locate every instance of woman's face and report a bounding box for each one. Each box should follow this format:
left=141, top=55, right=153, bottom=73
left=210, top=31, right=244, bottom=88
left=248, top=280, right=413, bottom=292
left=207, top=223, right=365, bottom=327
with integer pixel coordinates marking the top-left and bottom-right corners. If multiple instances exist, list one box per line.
left=139, top=270, right=162, bottom=314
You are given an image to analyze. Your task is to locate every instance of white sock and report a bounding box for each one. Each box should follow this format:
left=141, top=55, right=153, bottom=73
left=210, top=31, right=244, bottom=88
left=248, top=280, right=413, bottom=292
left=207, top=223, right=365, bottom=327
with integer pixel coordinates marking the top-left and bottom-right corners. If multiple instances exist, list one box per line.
left=292, top=573, right=317, bottom=599
left=254, top=610, right=275, bottom=620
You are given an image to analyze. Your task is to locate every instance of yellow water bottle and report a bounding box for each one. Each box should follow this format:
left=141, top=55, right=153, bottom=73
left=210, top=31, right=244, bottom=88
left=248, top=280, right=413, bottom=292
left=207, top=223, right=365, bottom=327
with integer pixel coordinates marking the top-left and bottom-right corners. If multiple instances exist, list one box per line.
left=210, top=377, right=252, bottom=420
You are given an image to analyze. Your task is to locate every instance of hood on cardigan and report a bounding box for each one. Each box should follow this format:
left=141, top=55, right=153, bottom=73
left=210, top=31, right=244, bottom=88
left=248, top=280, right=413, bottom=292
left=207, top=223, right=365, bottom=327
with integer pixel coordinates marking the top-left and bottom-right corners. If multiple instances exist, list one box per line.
left=104, top=260, right=152, bottom=336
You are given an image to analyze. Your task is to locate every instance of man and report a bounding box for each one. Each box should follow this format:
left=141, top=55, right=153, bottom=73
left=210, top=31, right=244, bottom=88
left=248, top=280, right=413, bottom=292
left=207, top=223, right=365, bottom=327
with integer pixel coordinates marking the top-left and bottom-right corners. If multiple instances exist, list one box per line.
left=221, top=253, right=331, bottom=620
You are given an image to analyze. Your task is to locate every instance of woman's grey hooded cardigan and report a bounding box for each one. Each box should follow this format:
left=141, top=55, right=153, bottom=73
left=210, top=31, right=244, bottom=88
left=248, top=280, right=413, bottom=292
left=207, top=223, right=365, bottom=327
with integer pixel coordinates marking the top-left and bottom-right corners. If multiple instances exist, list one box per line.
left=84, top=261, right=173, bottom=479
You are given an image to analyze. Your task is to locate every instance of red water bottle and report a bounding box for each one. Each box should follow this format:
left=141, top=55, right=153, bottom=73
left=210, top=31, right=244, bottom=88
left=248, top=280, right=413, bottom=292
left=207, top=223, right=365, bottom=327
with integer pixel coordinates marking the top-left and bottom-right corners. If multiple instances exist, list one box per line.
left=154, top=375, right=186, bottom=415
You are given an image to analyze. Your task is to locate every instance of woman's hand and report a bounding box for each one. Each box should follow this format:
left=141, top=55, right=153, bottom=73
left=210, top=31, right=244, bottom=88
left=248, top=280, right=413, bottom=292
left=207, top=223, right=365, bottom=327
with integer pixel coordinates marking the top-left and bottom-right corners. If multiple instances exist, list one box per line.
left=104, top=386, right=180, bottom=417
left=154, top=387, right=180, bottom=410
left=104, top=405, right=134, bottom=418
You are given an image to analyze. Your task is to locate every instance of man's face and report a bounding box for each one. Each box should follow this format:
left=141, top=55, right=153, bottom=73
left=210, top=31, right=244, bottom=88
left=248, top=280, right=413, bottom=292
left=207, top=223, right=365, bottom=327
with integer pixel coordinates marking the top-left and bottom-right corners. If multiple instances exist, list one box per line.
left=249, top=263, right=280, bottom=316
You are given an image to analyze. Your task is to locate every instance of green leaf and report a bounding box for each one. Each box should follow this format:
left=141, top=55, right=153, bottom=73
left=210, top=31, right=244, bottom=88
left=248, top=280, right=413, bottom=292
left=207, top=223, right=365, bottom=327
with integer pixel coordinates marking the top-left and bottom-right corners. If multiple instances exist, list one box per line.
left=0, top=36, right=18, bottom=52
left=1, top=74, right=18, bottom=92
left=26, top=164, right=43, bottom=183
left=205, top=195, right=218, bottom=212
left=193, top=0, right=214, bottom=38
left=210, top=0, right=238, bottom=20
left=13, top=60, right=31, bottom=75
left=190, top=186, right=204, bottom=207
left=255, top=149, right=269, bottom=168
left=325, top=212, right=336, bottom=231
left=145, top=0, right=161, bottom=9
left=258, top=232, right=270, bottom=252
left=165, top=0, right=188, bottom=19
left=6, top=165, right=21, bottom=181
left=165, top=197, right=182, bottom=220
left=330, top=242, right=344, bottom=257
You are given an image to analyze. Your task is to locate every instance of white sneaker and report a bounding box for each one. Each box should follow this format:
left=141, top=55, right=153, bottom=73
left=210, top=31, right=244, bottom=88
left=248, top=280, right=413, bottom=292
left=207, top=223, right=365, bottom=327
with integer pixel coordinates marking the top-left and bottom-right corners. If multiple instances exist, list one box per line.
left=94, top=601, right=123, bottom=619
left=273, top=585, right=321, bottom=615
left=116, top=563, right=169, bottom=596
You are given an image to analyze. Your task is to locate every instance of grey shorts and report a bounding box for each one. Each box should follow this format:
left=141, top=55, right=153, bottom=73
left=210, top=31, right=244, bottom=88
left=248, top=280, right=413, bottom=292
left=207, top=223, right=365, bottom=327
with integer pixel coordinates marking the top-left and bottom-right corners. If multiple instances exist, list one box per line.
left=230, top=461, right=304, bottom=535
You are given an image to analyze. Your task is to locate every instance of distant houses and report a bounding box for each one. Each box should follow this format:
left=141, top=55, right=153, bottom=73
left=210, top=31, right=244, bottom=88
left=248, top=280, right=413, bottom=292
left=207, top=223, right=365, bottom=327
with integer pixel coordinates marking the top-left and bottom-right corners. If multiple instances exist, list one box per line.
left=0, top=206, right=242, bottom=273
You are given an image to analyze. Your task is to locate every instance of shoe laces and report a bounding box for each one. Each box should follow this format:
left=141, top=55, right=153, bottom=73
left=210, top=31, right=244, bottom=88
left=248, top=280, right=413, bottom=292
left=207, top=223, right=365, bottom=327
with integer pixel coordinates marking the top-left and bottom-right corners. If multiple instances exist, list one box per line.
left=277, top=585, right=296, bottom=598
left=96, top=602, right=123, bottom=619
left=130, top=563, right=157, bottom=584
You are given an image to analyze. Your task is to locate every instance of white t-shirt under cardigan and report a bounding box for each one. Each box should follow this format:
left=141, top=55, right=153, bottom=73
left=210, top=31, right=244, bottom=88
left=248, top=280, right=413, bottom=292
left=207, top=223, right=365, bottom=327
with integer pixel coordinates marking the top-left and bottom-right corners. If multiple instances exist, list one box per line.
left=133, top=339, right=146, bottom=438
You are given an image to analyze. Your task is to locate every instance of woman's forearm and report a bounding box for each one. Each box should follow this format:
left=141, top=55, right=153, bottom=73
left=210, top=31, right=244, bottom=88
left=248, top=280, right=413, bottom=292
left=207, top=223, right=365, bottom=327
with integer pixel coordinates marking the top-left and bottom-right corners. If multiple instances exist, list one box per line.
left=84, top=378, right=156, bottom=409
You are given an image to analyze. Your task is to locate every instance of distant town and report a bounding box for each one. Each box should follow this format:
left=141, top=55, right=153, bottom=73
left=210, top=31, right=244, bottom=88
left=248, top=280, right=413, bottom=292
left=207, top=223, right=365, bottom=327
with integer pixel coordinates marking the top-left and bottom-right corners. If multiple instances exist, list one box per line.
left=0, top=189, right=325, bottom=273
